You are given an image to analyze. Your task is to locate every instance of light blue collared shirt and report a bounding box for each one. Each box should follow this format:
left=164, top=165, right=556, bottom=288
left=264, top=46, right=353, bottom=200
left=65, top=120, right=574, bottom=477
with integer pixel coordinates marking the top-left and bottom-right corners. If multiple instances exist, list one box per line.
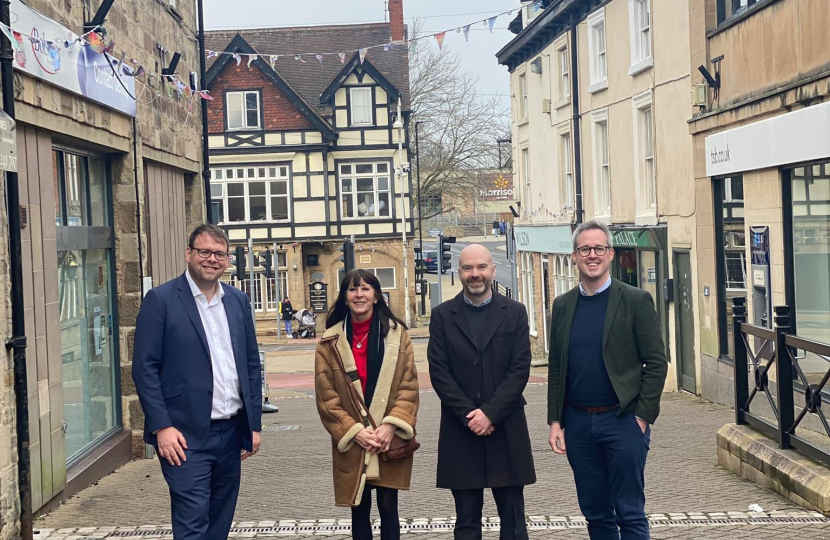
left=578, top=276, right=612, bottom=297
left=463, top=293, right=493, bottom=307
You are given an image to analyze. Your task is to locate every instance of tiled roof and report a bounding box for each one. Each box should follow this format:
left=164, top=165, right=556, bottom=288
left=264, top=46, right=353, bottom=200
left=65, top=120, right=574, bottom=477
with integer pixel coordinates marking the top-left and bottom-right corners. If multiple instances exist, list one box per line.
left=205, top=23, right=410, bottom=117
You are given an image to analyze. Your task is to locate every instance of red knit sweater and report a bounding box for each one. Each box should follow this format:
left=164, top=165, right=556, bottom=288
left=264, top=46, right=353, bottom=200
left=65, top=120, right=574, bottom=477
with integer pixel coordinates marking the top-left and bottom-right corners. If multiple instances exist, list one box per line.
left=351, top=317, right=372, bottom=393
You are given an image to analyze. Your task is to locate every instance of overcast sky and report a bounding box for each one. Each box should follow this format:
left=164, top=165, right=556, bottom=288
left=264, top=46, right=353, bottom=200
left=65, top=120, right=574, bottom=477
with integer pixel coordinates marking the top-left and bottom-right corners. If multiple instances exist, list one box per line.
left=203, top=0, right=516, bottom=107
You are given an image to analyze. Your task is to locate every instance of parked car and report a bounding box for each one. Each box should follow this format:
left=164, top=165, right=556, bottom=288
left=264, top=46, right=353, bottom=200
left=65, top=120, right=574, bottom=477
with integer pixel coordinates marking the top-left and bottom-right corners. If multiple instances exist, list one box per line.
left=424, top=250, right=438, bottom=273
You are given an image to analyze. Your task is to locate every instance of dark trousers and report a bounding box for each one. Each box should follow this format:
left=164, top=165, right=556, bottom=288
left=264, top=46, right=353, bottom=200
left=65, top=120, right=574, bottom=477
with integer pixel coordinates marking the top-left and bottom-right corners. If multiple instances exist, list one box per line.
left=159, top=416, right=242, bottom=540
left=451, top=486, right=527, bottom=540
left=563, top=405, right=651, bottom=540
left=351, top=486, right=399, bottom=540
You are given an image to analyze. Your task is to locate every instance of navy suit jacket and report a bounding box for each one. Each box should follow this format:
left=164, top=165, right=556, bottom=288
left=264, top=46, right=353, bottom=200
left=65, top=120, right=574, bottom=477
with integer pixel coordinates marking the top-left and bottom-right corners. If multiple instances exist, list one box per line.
left=132, top=273, right=263, bottom=451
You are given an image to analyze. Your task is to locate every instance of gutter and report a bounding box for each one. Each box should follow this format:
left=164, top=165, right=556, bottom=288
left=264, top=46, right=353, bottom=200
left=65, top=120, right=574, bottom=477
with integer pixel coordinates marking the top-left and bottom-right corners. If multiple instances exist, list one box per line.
left=569, top=16, right=584, bottom=224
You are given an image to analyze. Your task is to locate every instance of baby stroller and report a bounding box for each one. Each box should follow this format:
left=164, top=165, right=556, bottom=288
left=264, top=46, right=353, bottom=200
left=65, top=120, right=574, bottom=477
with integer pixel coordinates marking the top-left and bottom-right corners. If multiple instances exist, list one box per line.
left=293, top=308, right=317, bottom=339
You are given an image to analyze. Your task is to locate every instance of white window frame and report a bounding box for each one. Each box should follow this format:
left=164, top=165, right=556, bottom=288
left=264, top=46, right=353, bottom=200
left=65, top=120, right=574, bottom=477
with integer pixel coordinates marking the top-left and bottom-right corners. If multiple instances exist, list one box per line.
left=521, top=147, right=531, bottom=217
left=339, top=162, right=392, bottom=220
left=587, top=9, right=608, bottom=93
left=628, top=0, right=653, bottom=76
left=519, top=73, right=529, bottom=121
left=632, top=90, right=657, bottom=222
left=226, top=91, right=261, bottom=131
left=559, top=46, right=570, bottom=101
left=591, top=108, right=612, bottom=219
left=349, top=87, right=373, bottom=126
left=211, top=165, right=291, bottom=224
left=557, top=123, right=573, bottom=213
left=337, top=267, right=397, bottom=290
left=521, top=252, right=537, bottom=336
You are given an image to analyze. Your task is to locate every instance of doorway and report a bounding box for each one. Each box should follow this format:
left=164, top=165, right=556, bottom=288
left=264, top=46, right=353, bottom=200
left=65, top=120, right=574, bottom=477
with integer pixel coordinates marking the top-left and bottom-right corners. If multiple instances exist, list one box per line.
left=674, top=251, right=696, bottom=393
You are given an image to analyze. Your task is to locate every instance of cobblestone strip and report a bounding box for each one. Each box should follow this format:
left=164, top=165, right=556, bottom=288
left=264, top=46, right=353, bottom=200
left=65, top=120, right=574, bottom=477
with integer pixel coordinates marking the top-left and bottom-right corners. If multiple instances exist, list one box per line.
left=33, top=511, right=830, bottom=539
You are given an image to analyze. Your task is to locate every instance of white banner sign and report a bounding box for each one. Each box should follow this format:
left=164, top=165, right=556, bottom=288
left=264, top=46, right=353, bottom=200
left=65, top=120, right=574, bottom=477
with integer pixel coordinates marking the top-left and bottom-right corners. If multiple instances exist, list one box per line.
left=10, top=0, right=136, bottom=117
left=705, top=100, right=830, bottom=177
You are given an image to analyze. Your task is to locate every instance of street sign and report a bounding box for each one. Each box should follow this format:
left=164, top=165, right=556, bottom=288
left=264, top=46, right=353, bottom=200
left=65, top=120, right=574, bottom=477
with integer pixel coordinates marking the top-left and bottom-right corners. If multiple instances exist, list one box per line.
left=427, top=227, right=442, bottom=237
left=0, top=111, right=17, bottom=172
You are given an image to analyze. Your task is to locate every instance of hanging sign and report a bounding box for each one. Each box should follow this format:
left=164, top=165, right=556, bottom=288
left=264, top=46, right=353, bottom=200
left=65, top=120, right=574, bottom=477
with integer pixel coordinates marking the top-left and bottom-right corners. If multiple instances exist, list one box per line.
left=0, top=110, right=17, bottom=172
left=308, top=282, right=328, bottom=313
left=10, top=0, right=136, bottom=117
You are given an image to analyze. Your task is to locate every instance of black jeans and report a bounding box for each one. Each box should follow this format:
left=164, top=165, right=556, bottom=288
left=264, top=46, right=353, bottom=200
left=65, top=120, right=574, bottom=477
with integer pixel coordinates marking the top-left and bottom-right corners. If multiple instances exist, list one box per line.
left=451, top=486, right=527, bottom=540
left=351, top=486, right=399, bottom=540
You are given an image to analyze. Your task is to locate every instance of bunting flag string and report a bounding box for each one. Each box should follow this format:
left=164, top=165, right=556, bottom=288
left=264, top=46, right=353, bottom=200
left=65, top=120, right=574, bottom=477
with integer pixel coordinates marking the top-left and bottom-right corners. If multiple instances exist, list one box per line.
left=202, top=7, right=518, bottom=67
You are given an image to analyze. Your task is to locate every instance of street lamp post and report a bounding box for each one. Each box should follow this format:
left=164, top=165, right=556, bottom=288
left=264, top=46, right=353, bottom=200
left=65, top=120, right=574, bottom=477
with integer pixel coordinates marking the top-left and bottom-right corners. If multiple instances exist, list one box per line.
left=415, top=120, right=425, bottom=315
left=393, top=99, right=411, bottom=328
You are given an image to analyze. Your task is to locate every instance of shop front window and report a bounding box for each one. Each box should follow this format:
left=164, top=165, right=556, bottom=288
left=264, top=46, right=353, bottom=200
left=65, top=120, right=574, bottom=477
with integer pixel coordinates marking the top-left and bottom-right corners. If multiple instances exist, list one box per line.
left=54, top=149, right=118, bottom=463
left=715, top=175, right=746, bottom=359
left=790, top=163, right=830, bottom=380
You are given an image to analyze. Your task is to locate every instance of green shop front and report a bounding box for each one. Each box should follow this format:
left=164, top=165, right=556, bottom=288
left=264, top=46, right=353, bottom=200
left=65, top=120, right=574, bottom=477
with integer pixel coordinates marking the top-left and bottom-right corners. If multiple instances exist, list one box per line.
left=610, top=226, right=670, bottom=359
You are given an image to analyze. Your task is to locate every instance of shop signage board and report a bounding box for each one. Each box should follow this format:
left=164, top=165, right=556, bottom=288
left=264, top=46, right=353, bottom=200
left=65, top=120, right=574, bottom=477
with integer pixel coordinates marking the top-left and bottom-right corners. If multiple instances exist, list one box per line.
left=478, top=172, right=514, bottom=201
left=0, top=111, right=17, bottom=172
left=514, top=224, right=572, bottom=254
left=308, top=282, right=328, bottom=312
left=612, top=229, right=659, bottom=249
left=10, top=0, right=137, bottom=117
left=705, top=100, right=830, bottom=177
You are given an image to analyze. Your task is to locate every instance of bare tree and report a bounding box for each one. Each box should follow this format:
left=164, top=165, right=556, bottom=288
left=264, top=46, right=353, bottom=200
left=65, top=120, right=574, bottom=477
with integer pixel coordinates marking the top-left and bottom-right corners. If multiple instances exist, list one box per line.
left=409, top=22, right=510, bottom=219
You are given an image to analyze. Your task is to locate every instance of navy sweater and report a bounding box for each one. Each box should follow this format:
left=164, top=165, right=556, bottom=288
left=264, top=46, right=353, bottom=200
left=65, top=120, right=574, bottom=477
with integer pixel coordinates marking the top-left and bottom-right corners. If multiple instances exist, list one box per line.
left=566, top=288, right=619, bottom=407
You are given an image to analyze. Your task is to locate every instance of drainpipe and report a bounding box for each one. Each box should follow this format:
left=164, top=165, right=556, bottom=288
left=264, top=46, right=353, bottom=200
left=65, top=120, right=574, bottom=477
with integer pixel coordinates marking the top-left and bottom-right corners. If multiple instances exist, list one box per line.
left=197, top=0, right=213, bottom=223
left=569, top=16, right=585, bottom=224
left=132, top=119, right=145, bottom=291
left=1, top=0, right=33, bottom=538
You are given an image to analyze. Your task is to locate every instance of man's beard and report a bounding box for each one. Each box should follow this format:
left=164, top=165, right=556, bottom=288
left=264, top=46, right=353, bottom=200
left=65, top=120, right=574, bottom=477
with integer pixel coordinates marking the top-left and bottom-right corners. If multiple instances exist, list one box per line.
left=464, top=279, right=490, bottom=295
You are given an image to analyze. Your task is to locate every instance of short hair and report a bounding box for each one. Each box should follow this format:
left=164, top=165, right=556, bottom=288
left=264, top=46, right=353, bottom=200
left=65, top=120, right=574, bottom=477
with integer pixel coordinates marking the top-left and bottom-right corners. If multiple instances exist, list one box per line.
left=188, top=224, right=230, bottom=251
left=572, top=220, right=614, bottom=251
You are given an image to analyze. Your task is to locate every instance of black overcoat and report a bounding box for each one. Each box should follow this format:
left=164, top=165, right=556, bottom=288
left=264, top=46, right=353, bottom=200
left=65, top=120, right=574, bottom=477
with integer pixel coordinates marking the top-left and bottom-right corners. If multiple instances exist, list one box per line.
left=427, top=292, right=537, bottom=489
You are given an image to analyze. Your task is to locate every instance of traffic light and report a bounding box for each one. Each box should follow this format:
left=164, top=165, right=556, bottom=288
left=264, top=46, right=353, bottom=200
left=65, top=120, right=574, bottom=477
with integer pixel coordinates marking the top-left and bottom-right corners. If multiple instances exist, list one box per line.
left=262, top=250, right=273, bottom=279
left=414, top=245, right=426, bottom=274
left=338, top=238, right=356, bottom=272
left=438, top=234, right=456, bottom=274
left=235, top=245, right=246, bottom=280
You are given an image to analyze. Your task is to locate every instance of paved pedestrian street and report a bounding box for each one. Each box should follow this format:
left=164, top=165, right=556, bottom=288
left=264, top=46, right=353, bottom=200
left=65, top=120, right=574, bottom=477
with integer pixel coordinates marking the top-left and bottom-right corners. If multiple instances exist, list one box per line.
left=35, top=378, right=830, bottom=539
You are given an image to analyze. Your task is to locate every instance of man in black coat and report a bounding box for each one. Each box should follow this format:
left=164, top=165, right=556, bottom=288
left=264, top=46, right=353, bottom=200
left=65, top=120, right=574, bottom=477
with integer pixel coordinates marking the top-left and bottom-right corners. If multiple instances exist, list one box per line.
left=428, top=244, right=536, bottom=540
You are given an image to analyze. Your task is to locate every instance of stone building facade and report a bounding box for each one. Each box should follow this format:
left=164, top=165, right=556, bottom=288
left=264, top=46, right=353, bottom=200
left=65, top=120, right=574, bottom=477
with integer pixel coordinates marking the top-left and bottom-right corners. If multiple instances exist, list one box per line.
left=689, top=0, right=830, bottom=407
left=498, top=0, right=697, bottom=389
left=1, top=0, right=204, bottom=516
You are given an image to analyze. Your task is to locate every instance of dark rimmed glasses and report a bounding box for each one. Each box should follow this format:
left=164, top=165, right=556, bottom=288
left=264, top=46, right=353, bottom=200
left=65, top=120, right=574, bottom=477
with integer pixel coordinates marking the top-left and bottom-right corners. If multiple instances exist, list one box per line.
left=190, top=247, right=229, bottom=261
left=575, top=245, right=610, bottom=257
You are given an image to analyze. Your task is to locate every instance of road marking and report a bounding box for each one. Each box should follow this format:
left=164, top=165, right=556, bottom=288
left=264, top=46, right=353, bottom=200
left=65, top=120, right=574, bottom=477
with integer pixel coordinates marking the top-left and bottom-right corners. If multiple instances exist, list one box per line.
left=36, top=512, right=830, bottom=538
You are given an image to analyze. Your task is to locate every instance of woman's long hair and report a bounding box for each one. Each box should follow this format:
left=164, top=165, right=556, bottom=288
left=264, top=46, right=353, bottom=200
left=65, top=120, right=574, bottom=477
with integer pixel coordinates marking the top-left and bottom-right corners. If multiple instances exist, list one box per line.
left=326, top=269, right=408, bottom=337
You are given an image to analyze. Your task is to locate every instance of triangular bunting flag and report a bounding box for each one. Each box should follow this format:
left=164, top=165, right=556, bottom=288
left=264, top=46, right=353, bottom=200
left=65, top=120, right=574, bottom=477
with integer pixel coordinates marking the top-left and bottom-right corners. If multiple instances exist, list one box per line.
left=462, top=24, right=471, bottom=41
left=339, top=52, right=346, bottom=64
left=488, top=16, right=497, bottom=33
left=316, top=54, right=323, bottom=64
left=358, top=48, right=367, bottom=64
left=270, top=55, right=278, bottom=69
left=247, top=54, right=257, bottom=68
left=294, top=54, right=306, bottom=63
left=198, top=90, right=214, bottom=101
left=435, top=31, right=446, bottom=51
left=207, top=50, right=219, bottom=60
left=233, top=53, right=242, bottom=66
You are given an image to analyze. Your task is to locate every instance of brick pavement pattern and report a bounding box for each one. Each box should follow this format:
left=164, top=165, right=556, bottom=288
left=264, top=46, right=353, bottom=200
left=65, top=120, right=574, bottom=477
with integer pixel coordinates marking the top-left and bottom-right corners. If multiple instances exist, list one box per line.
left=37, top=386, right=830, bottom=539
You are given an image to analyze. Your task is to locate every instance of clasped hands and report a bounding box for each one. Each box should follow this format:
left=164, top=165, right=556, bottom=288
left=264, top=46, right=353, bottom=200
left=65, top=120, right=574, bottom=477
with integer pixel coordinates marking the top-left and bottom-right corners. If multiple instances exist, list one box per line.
left=354, top=423, right=397, bottom=454
left=466, top=408, right=494, bottom=436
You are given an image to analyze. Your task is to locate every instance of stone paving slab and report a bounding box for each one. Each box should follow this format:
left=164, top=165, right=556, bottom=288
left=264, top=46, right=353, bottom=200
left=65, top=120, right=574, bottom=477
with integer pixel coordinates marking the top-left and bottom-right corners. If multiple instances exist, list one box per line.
left=35, top=386, right=829, bottom=539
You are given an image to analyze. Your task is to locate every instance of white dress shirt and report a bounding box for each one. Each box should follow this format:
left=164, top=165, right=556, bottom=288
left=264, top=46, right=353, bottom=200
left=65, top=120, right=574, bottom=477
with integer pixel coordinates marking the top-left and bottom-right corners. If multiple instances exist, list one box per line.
left=185, top=270, right=243, bottom=420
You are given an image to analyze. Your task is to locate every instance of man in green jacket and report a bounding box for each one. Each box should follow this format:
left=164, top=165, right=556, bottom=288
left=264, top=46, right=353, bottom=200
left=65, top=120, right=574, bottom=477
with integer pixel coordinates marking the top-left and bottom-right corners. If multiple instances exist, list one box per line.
left=547, top=220, right=668, bottom=540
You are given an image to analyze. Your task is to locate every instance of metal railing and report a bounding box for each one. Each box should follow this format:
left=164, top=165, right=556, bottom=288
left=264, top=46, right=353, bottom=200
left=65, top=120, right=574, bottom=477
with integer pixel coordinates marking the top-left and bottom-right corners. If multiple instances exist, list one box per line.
left=491, top=279, right=512, bottom=299
left=732, top=297, right=830, bottom=466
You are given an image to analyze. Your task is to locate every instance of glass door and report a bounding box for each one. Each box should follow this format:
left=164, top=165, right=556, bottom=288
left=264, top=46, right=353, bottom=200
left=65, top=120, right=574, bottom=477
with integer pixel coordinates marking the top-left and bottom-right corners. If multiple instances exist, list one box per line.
left=54, top=149, right=119, bottom=463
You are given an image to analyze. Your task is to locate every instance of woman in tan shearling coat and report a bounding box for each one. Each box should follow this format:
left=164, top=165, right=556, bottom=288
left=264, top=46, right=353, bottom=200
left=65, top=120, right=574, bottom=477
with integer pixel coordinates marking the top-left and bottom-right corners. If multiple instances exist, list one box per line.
left=315, top=269, right=419, bottom=540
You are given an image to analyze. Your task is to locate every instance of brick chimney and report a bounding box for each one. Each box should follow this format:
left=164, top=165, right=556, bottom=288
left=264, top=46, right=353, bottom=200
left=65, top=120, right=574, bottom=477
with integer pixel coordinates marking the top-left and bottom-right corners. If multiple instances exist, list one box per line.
left=389, top=0, right=404, bottom=41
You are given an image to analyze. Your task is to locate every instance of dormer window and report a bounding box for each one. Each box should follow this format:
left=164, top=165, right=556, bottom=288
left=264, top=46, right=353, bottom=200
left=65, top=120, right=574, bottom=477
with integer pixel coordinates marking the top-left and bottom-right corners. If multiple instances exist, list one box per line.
left=227, top=91, right=261, bottom=130
left=350, top=87, right=373, bottom=126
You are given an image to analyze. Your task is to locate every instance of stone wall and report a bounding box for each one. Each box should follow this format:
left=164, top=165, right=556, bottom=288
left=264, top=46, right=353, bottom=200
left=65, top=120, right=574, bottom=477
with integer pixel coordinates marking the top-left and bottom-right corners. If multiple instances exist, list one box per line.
left=0, top=156, right=19, bottom=540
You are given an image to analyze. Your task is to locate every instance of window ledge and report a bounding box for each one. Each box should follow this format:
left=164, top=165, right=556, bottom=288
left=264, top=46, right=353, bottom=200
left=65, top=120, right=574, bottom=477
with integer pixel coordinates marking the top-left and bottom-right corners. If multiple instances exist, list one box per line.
left=628, top=56, right=653, bottom=77
left=554, top=98, right=571, bottom=110
left=635, top=213, right=658, bottom=226
left=708, top=0, right=783, bottom=39
left=588, top=80, right=609, bottom=94
left=517, top=118, right=530, bottom=127
left=529, top=330, right=539, bottom=338
left=717, top=355, right=735, bottom=366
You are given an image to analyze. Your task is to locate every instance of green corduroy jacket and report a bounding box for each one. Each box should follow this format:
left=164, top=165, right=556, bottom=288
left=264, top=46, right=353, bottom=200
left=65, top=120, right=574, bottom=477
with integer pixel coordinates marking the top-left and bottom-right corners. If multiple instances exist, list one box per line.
left=547, top=277, right=669, bottom=426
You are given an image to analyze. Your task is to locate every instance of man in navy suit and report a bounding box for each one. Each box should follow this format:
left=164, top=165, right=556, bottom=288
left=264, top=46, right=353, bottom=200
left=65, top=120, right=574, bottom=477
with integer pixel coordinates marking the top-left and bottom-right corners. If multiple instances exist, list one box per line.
left=133, top=224, right=262, bottom=540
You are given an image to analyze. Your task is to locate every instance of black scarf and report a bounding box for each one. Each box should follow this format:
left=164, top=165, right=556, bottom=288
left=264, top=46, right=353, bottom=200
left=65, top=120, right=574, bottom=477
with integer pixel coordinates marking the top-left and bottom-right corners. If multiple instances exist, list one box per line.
left=345, top=314, right=385, bottom=407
